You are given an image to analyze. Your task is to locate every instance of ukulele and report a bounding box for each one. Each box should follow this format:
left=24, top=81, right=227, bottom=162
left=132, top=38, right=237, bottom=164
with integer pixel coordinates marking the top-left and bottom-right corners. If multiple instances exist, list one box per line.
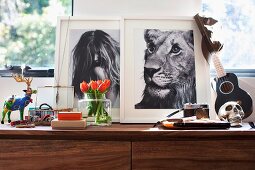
left=194, top=13, right=253, bottom=118
left=212, top=52, right=253, bottom=119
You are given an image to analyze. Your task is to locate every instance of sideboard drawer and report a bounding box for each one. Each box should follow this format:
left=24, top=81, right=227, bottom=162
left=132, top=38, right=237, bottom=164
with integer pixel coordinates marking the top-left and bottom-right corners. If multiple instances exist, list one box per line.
left=0, top=140, right=131, bottom=170
left=132, top=140, right=255, bottom=170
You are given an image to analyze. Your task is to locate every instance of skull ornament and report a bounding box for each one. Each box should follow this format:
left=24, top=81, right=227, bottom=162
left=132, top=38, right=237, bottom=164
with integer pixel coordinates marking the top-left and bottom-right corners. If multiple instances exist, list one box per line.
left=218, top=101, right=245, bottom=127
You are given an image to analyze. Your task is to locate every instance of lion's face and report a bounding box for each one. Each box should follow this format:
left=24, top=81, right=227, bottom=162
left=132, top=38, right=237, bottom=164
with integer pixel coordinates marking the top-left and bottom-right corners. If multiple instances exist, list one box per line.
left=143, top=29, right=195, bottom=97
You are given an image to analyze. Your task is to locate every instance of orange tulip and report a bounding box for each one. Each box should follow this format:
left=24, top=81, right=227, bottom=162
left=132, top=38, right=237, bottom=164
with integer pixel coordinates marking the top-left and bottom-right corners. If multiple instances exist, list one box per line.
left=97, top=80, right=103, bottom=86
left=98, top=79, right=111, bottom=93
left=90, top=80, right=98, bottom=90
left=104, top=79, right=111, bottom=89
left=80, top=81, right=89, bottom=93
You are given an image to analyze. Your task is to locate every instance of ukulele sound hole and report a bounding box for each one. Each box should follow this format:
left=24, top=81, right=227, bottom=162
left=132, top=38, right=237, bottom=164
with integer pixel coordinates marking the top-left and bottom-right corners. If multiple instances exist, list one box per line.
left=220, top=81, right=234, bottom=94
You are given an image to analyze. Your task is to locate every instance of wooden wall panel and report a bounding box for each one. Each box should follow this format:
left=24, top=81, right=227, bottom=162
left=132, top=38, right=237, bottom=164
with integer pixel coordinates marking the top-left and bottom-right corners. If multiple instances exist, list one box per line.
left=0, top=140, right=130, bottom=170
left=132, top=140, right=255, bottom=170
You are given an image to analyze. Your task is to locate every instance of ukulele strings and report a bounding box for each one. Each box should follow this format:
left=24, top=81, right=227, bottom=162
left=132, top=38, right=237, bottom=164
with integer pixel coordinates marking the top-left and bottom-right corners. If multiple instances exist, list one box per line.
left=214, top=44, right=233, bottom=93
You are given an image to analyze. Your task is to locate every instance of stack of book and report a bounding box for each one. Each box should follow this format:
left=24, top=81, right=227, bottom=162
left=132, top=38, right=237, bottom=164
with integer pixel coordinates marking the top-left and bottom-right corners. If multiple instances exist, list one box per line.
left=51, top=112, right=86, bottom=129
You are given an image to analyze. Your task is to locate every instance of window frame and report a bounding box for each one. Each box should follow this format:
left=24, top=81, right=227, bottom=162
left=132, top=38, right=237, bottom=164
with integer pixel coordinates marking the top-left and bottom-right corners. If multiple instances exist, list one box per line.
left=210, top=69, right=255, bottom=78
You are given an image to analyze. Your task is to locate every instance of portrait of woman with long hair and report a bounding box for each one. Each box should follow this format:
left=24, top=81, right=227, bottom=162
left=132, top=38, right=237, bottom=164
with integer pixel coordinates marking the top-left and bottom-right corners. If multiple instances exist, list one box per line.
left=71, top=29, right=120, bottom=107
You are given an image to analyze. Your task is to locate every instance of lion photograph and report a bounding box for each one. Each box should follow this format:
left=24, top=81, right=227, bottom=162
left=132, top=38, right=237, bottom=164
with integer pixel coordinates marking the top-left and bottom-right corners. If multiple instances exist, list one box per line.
left=135, top=29, right=196, bottom=109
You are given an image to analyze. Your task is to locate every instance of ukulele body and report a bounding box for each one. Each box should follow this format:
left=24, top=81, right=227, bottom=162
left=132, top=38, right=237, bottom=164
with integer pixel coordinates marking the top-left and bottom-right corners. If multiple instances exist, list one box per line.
left=215, top=73, right=253, bottom=119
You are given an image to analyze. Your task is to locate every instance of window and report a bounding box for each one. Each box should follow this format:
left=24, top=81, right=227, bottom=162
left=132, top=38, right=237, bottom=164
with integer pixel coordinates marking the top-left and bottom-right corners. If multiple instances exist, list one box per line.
left=201, top=0, right=255, bottom=77
left=0, top=0, right=72, bottom=77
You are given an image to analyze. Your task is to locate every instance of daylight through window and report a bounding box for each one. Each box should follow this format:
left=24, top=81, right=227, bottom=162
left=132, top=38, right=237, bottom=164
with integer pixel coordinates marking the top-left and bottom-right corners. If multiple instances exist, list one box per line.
left=0, top=0, right=71, bottom=75
left=202, top=0, right=255, bottom=72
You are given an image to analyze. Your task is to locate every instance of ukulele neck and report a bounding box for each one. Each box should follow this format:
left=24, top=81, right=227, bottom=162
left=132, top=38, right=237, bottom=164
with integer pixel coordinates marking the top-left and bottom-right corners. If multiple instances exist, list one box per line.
left=212, top=52, right=226, bottom=79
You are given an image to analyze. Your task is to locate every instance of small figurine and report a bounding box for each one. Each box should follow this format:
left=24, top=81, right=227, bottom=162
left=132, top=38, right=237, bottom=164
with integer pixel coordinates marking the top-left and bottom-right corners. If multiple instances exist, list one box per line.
left=1, top=74, right=37, bottom=124
left=218, top=101, right=245, bottom=127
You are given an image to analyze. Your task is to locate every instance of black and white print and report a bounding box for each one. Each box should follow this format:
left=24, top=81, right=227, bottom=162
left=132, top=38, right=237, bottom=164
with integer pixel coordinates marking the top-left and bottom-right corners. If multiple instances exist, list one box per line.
left=69, top=29, right=120, bottom=107
left=135, top=29, right=196, bottom=109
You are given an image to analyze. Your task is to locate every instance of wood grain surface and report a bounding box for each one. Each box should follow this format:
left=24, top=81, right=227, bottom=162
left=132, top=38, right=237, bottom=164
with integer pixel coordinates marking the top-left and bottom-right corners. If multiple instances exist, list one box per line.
left=1, top=123, right=255, bottom=170
left=132, top=140, right=255, bottom=170
left=0, top=123, right=255, bottom=141
left=0, top=140, right=130, bottom=170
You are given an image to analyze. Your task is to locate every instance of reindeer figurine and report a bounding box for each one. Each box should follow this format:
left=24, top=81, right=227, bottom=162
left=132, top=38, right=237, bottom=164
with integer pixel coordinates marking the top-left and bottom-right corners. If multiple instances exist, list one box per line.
left=1, top=74, right=37, bottom=124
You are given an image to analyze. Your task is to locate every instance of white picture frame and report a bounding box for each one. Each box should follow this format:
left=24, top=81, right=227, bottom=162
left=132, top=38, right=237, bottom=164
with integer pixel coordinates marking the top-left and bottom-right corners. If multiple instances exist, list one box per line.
left=55, top=16, right=121, bottom=122
left=120, top=17, right=211, bottom=123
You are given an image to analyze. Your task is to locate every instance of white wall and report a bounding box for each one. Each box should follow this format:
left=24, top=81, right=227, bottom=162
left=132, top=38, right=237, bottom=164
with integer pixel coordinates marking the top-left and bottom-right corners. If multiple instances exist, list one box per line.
left=239, top=78, right=255, bottom=122
left=73, top=0, right=202, bottom=17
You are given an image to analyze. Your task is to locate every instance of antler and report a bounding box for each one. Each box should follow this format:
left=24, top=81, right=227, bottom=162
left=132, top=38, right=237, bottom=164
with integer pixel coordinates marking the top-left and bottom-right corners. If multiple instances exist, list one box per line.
left=12, top=74, right=33, bottom=88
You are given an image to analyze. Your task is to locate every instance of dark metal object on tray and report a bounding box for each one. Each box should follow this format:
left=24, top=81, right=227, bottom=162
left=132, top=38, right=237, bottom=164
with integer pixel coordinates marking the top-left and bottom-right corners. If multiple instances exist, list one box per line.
left=183, top=103, right=209, bottom=119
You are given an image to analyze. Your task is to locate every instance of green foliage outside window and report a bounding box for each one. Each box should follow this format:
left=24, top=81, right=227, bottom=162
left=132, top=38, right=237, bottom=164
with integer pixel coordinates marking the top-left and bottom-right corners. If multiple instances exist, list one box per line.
left=0, top=0, right=71, bottom=68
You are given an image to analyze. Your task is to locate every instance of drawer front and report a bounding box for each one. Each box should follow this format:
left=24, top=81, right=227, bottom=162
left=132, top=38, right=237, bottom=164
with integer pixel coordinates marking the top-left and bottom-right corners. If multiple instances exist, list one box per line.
left=132, top=140, right=255, bottom=170
left=0, top=140, right=131, bottom=170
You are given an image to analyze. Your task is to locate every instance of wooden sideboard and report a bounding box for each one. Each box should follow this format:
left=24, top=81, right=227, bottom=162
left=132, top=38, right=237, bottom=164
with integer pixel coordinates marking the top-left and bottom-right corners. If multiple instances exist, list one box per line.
left=0, top=123, right=255, bottom=170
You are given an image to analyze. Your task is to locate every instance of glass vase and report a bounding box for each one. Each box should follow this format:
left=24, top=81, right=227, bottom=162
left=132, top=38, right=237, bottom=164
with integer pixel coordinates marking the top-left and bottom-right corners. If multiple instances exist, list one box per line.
left=78, top=93, right=112, bottom=126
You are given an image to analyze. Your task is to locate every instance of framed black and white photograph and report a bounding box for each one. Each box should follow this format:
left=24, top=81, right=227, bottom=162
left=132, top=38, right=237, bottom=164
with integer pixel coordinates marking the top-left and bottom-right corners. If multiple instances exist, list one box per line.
left=120, top=17, right=211, bottom=123
left=55, top=17, right=121, bottom=121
